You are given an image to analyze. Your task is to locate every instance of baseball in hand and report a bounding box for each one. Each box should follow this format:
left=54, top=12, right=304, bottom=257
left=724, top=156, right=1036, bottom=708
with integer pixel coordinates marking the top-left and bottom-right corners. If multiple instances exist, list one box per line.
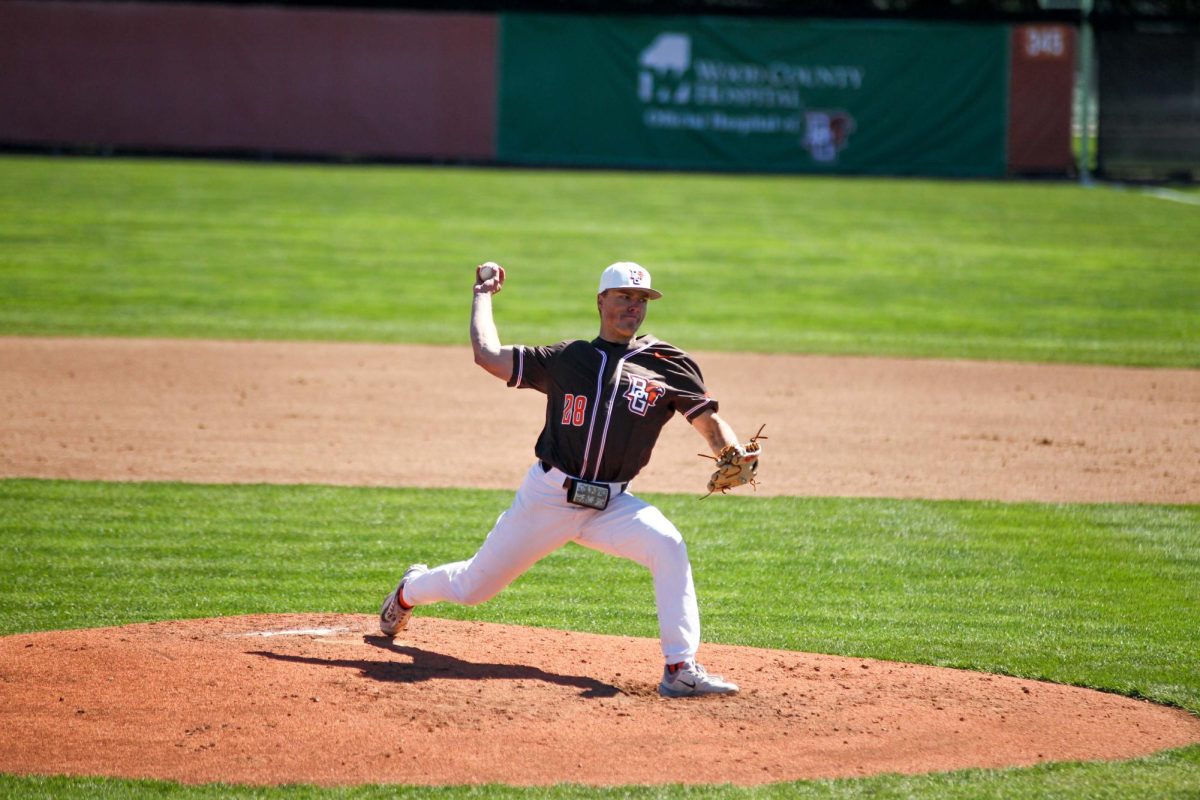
left=478, top=263, right=498, bottom=281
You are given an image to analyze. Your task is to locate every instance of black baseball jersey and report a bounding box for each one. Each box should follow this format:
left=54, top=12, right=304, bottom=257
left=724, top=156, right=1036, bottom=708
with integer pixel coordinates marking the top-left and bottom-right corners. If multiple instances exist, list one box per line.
left=507, top=334, right=717, bottom=483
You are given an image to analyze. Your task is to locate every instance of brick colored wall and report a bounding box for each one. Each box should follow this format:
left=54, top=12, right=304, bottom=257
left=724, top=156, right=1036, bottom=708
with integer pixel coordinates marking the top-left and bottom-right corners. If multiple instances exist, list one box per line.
left=0, top=1, right=497, bottom=159
left=1008, top=24, right=1076, bottom=175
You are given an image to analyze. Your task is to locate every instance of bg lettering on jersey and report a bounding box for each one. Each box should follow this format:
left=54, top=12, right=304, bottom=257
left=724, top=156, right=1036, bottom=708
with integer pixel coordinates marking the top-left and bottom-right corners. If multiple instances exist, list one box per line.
left=624, top=375, right=666, bottom=417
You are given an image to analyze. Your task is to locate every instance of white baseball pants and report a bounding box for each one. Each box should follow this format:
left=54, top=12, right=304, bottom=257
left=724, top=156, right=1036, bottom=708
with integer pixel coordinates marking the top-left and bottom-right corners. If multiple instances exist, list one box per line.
left=401, top=462, right=701, bottom=663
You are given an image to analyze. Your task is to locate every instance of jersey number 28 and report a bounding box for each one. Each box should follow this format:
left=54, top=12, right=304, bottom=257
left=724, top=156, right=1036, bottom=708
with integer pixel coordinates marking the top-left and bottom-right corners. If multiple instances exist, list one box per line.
left=561, top=394, right=588, bottom=427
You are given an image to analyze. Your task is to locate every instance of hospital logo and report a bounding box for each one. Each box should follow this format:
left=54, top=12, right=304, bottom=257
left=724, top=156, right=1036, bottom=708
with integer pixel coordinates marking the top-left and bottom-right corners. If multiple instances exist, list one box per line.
left=802, top=110, right=856, bottom=163
left=636, top=31, right=863, bottom=165
left=638, top=33, right=693, bottom=105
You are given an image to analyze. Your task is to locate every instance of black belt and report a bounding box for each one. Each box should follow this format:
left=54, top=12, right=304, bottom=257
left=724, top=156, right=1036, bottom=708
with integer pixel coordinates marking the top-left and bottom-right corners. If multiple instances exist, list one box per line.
left=540, top=460, right=628, bottom=493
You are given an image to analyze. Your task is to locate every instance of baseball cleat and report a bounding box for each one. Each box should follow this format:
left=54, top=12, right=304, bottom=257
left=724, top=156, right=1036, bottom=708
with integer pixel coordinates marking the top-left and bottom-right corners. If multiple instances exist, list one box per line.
left=379, top=563, right=428, bottom=636
left=658, top=660, right=739, bottom=698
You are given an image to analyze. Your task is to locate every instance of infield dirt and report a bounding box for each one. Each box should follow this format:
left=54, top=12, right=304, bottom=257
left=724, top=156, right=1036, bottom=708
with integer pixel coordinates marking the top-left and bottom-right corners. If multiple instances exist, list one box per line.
left=2, top=336, right=1197, bottom=503
left=2, top=335, right=1199, bottom=786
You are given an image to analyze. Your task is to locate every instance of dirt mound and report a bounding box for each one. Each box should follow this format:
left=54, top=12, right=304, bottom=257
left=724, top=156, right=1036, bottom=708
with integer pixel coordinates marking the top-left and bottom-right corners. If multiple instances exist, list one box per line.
left=2, top=614, right=1197, bottom=787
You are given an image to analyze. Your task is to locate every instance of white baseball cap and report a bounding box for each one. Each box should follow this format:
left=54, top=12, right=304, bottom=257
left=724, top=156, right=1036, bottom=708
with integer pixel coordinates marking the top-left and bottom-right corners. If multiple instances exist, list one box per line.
left=597, top=262, right=663, bottom=299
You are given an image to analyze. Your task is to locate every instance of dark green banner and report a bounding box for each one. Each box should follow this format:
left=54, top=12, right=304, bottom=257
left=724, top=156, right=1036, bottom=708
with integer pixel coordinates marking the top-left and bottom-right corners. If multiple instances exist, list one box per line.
left=498, top=15, right=1009, bottom=177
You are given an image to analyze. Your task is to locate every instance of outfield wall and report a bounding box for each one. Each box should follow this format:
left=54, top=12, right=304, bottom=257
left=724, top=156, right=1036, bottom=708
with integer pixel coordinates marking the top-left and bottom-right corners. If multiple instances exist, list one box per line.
left=0, top=1, right=497, bottom=160
left=0, top=1, right=1073, bottom=176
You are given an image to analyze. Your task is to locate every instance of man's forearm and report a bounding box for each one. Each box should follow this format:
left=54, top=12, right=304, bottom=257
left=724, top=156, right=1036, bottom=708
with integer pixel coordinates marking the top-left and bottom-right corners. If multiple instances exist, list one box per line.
left=471, top=293, right=500, bottom=359
left=470, top=292, right=512, bottom=380
left=692, top=410, right=739, bottom=455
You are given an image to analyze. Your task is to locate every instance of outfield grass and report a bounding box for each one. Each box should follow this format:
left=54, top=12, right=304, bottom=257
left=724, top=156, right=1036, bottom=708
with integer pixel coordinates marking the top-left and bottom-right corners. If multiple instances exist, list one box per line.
left=0, top=155, right=1197, bottom=366
left=1, top=479, right=1197, bottom=798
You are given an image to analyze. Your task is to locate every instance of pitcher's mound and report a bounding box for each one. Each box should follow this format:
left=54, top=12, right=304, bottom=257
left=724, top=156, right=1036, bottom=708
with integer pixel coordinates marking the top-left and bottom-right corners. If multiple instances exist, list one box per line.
left=2, top=614, right=1198, bottom=787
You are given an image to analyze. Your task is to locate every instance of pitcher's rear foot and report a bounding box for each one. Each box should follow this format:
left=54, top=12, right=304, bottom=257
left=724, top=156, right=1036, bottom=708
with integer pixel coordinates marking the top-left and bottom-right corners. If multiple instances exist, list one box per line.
left=379, top=564, right=428, bottom=636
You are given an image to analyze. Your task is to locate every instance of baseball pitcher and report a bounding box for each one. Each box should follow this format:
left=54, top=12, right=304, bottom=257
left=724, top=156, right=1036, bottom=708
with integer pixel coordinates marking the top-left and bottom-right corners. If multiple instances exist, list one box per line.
left=380, top=261, right=762, bottom=697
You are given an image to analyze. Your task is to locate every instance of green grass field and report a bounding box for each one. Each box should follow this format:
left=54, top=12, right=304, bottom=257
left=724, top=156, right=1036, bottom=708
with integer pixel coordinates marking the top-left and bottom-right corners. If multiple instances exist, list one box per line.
left=1, top=156, right=1198, bottom=798
left=0, top=155, right=1197, bottom=366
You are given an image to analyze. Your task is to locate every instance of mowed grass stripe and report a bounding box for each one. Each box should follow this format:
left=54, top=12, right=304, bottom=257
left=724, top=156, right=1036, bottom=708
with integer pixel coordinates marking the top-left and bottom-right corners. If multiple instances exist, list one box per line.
left=2, top=746, right=1200, bottom=800
left=1, top=155, right=1196, bottom=366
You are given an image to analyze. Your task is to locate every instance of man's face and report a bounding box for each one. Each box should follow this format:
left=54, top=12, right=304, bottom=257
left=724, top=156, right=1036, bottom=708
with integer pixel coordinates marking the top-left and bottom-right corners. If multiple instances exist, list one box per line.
left=597, top=288, right=651, bottom=340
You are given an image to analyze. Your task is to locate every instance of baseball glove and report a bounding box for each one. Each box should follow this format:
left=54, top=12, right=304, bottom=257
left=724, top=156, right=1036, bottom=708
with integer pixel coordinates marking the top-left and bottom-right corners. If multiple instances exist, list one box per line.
left=702, top=424, right=766, bottom=497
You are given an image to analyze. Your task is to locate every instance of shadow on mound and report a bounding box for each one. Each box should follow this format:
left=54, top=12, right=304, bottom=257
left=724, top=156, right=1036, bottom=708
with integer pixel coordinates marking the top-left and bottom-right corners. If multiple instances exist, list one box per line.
left=250, top=635, right=622, bottom=698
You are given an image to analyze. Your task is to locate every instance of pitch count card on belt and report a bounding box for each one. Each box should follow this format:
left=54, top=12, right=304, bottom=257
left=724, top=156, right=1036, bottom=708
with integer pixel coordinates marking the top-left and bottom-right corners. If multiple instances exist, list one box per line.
left=566, top=479, right=610, bottom=511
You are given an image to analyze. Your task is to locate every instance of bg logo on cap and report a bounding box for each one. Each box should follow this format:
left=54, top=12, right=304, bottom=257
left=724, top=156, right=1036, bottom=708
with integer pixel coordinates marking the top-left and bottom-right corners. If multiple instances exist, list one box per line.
left=599, top=262, right=663, bottom=298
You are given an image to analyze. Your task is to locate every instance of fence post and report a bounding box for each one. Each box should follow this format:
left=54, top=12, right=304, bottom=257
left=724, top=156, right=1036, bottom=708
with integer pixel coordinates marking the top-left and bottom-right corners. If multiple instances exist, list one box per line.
left=1078, top=0, right=1096, bottom=185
